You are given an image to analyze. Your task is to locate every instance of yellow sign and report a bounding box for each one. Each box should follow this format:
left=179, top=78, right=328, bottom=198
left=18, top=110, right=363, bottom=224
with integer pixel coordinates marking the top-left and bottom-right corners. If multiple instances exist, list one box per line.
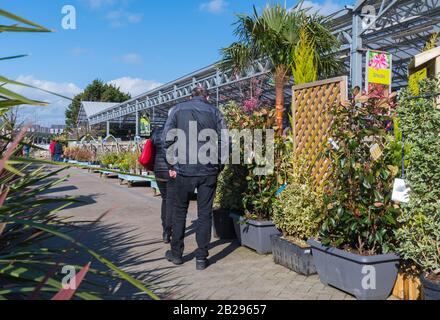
left=408, top=68, right=427, bottom=95
left=368, top=68, right=391, bottom=85
left=140, top=118, right=150, bottom=136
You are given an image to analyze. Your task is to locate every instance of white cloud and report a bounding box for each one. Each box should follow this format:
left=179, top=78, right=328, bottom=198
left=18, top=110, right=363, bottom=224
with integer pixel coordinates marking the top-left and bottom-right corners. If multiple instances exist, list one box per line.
left=200, top=0, right=228, bottom=14
left=3, top=75, right=161, bottom=125
left=5, top=75, right=82, bottom=126
left=127, top=13, right=143, bottom=23
left=86, top=0, right=117, bottom=9
left=105, top=10, right=143, bottom=27
left=108, top=77, right=162, bottom=97
left=116, top=53, right=143, bottom=65
left=71, top=47, right=89, bottom=57
left=299, top=0, right=342, bottom=16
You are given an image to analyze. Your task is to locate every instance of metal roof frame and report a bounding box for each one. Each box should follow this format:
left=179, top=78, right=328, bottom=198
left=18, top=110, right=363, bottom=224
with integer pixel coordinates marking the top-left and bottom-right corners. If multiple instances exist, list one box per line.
left=85, top=0, right=440, bottom=130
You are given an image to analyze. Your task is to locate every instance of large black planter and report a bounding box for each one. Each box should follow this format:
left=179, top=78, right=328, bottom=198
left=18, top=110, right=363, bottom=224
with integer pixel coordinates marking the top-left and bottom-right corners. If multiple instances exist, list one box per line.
left=308, top=239, right=400, bottom=300
left=212, top=209, right=236, bottom=240
left=240, top=219, right=281, bottom=255
left=421, top=274, right=440, bottom=300
left=229, top=213, right=243, bottom=243
left=271, top=235, right=317, bottom=276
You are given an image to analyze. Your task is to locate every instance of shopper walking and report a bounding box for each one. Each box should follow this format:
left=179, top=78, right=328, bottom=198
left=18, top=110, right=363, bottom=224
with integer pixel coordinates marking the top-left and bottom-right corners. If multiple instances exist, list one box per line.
left=151, top=125, right=173, bottom=244
left=162, top=86, right=228, bottom=270
left=53, top=140, right=64, bottom=162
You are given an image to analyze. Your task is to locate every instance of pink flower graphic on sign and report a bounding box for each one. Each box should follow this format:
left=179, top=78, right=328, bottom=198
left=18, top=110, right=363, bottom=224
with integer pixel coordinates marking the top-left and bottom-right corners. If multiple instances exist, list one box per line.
left=369, top=53, right=389, bottom=70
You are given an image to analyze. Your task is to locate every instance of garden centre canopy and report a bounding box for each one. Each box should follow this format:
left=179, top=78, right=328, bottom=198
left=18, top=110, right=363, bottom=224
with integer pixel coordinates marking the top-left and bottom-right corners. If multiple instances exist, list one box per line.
left=77, top=101, right=119, bottom=125
left=84, top=0, right=440, bottom=134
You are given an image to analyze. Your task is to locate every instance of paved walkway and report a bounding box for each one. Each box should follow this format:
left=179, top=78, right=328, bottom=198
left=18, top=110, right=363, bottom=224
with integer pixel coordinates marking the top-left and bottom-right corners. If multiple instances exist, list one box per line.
left=48, top=167, right=352, bottom=300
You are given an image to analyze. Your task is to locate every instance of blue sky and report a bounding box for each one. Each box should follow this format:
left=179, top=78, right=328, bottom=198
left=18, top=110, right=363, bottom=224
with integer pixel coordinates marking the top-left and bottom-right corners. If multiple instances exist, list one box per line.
left=1, top=0, right=351, bottom=125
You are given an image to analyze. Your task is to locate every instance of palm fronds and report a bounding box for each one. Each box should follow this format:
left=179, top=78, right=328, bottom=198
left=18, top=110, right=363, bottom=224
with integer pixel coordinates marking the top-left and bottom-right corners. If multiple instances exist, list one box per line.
left=0, top=8, right=165, bottom=300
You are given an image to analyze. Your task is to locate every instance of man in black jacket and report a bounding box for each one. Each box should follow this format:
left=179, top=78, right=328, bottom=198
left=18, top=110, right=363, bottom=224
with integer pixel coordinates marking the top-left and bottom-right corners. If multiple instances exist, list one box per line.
left=151, top=125, right=173, bottom=244
left=162, top=86, right=228, bottom=270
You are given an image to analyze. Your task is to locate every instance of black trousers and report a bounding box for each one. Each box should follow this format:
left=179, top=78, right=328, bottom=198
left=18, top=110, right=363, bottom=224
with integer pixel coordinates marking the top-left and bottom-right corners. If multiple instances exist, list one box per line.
left=169, top=175, right=218, bottom=260
left=155, top=171, right=173, bottom=236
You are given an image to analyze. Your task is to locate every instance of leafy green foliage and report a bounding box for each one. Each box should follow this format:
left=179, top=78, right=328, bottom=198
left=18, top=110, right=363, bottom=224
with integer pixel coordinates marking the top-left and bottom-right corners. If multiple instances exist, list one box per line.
left=220, top=4, right=340, bottom=131
left=395, top=78, right=440, bottom=273
left=221, top=102, right=287, bottom=220
left=98, top=151, right=141, bottom=173
left=0, top=10, right=162, bottom=300
left=99, top=152, right=122, bottom=169
left=320, top=91, right=401, bottom=255
left=273, top=156, right=324, bottom=242
left=292, top=27, right=317, bottom=85
left=220, top=4, right=339, bottom=78
left=214, top=164, right=248, bottom=213
left=65, top=80, right=131, bottom=130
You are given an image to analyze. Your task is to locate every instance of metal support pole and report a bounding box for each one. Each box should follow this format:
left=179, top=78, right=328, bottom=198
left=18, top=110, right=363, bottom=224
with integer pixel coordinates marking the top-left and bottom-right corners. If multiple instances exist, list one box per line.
left=351, top=13, right=364, bottom=91
left=216, top=69, right=220, bottom=108
left=106, top=121, right=110, bottom=137
left=135, top=110, right=139, bottom=138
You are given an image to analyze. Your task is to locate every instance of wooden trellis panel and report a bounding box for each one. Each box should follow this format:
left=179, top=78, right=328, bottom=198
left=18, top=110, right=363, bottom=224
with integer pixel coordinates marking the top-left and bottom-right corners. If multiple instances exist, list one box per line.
left=292, top=76, right=348, bottom=187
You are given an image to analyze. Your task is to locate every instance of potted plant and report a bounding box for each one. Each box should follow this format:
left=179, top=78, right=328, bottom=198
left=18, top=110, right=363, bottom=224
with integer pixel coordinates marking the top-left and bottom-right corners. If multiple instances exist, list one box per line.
left=308, top=89, right=402, bottom=300
left=395, top=78, right=440, bottom=300
left=213, top=164, right=248, bottom=240
left=223, top=104, right=282, bottom=254
left=272, top=155, right=324, bottom=275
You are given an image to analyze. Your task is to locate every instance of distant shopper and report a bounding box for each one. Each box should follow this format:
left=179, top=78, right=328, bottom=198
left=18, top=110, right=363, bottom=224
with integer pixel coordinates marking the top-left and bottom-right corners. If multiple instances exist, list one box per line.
left=23, top=145, right=31, bottom=158
left=53, top=140, right=64, bottom=162
left=162, top=86, right=228, bottom=271
left=49, top=140, right=56, bottom=161
left=151, top=125, right=173, bottom=244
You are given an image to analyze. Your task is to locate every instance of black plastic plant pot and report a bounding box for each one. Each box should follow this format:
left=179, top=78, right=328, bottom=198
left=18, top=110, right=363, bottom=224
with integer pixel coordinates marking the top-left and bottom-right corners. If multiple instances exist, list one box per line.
left=308, top=239, right=400, bottom=300
left=212, top=209, right=237, bottom=240
left=240, top=218, right=281, bottom=255
left=421, top=274, right=440, bottom=300
left=229, top=212, right=243, bottom=243
left=271, top=235, right=317, bottom=276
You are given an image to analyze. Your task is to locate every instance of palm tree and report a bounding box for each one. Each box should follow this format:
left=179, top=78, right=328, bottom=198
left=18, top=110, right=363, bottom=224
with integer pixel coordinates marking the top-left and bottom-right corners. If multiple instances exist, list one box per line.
left=220, top=3, right=340, bottom=132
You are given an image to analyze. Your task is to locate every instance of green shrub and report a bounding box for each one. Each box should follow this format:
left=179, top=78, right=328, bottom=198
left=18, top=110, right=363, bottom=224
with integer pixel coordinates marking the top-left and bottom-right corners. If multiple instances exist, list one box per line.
left=214, top=164, right=247, bottom=212
left=273, top=157, right=324, bottom=244
left=99, top=152, right=120, bottom=168
left=217, top=101, right=286, bottom=220
left=395, top=78, right=440, bottom=274
left=320, top=91, right=401, bottom=255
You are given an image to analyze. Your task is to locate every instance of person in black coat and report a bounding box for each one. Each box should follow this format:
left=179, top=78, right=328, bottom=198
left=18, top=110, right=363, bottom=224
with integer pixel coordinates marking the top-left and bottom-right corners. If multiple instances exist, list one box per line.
left=151, top=125, right=173, bottom=243
left=53, top=140, right=64, bottom=162
left=162, top=86, right=228, bottom=270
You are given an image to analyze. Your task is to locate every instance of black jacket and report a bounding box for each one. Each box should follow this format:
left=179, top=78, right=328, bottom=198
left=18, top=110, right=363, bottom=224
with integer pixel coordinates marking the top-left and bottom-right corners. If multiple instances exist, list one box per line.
left=151, top=126, right=169, bottom=173
left=54, top=142, right=63, bottom=155
left=162, top=96, right=228, bottom=177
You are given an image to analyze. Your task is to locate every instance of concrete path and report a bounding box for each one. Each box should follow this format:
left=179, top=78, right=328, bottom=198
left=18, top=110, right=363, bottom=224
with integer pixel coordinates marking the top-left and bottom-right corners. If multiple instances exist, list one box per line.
left=48, top=167, right=352, bottom=300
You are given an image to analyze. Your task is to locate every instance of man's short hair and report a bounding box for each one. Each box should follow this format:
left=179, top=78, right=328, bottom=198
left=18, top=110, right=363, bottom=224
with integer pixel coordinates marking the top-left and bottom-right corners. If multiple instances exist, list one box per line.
left=191, top=86, right=208, bottom=98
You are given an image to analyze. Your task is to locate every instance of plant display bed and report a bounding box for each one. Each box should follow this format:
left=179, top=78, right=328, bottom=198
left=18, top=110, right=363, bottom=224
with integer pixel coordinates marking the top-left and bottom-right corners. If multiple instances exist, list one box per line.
left=98, top=170, right=118, bottom=178
left=229, top=213, right=243, bottom=243
left=118, top=174, right=154, bottom=188
left=421, top=274, right=440, bottom=300
left=240, top=219, right=280, bottom=255
left=271, top=235, right=316, bottom=276
left=150, top=180, right=160, bottom=194
left=308, top=239, right=400, bottom=300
